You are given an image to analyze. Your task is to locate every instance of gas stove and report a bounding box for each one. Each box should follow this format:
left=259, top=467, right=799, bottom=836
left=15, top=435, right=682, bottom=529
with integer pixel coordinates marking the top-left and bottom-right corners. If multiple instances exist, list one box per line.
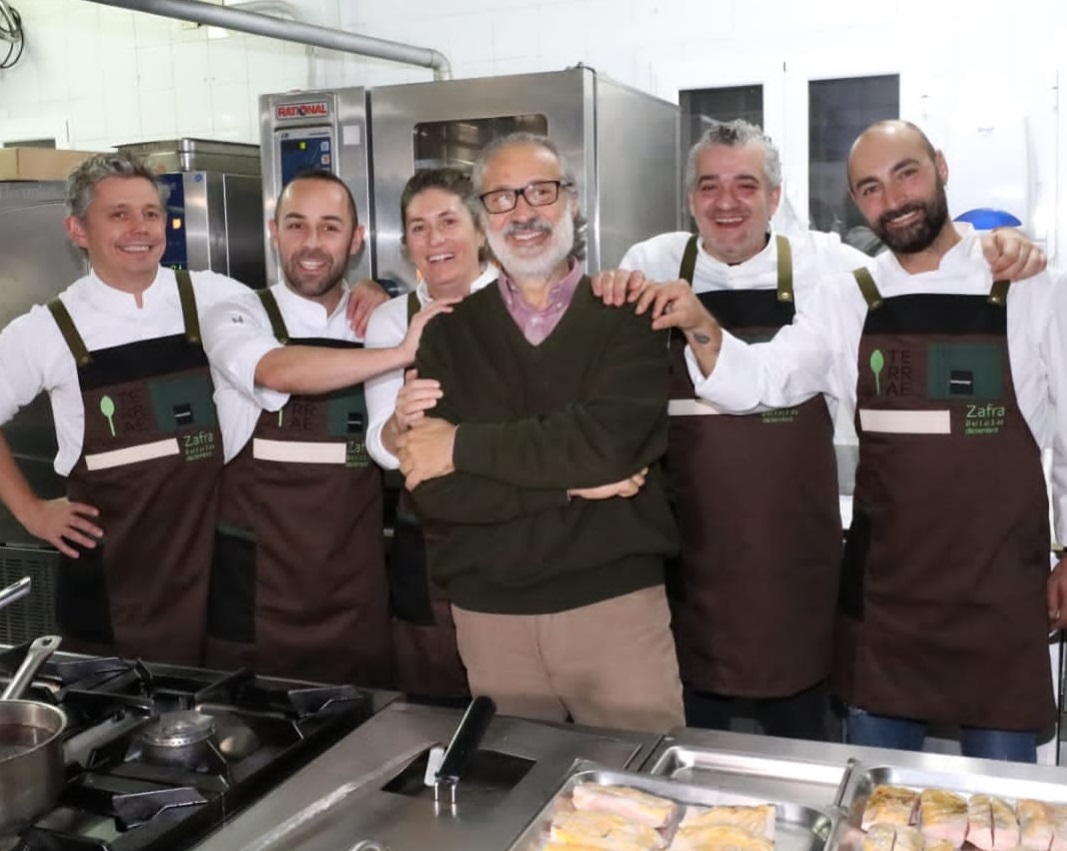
left=0, top=644, right=381, bottom=851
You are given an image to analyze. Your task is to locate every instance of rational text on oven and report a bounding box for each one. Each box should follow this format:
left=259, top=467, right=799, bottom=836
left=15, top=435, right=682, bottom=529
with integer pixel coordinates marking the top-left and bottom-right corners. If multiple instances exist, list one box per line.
left=275, top=101, right=330, bottom=121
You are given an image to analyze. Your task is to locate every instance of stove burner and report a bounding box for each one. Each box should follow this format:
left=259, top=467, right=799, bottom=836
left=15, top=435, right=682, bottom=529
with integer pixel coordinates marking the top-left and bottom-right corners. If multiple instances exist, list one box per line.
left=141, top=710, right=216, bottom=749
left=139, top=710, right=218, bottom=771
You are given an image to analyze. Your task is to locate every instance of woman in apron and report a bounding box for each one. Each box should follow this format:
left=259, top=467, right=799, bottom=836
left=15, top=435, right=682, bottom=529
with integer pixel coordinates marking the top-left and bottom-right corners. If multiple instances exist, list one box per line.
left=364, top=168, right=498, bottom=702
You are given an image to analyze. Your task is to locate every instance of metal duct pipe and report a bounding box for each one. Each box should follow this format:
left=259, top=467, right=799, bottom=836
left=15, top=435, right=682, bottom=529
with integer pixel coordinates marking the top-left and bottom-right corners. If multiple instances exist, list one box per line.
left=84, top=0, right=453, bottom=80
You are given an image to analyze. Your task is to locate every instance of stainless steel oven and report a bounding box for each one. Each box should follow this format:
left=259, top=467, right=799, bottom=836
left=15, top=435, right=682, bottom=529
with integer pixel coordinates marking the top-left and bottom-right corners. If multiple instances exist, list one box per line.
left=259, top=88, right=373, bottom=287
left=260, top=69, right=679, bottom=292
left=117, top=139, right=266, bottom=288
left=368, top=67, right=680, bottom=289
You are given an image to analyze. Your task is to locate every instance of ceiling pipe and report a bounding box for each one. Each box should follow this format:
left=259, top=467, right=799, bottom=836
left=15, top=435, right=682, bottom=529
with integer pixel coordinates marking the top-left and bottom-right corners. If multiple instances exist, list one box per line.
left=84, top=0, right=453, bottom=80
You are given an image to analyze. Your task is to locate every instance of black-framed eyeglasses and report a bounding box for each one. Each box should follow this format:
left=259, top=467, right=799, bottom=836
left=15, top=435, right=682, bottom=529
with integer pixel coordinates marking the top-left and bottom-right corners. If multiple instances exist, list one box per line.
left=479, top=180, right=573, bottom=214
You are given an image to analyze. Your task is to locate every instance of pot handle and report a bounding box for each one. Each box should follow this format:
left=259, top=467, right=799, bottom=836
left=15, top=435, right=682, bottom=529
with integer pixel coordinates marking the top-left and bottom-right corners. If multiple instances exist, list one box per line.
left=0, top=577, right=31, bottom=612
left=2, top=635, right=62, bottom=701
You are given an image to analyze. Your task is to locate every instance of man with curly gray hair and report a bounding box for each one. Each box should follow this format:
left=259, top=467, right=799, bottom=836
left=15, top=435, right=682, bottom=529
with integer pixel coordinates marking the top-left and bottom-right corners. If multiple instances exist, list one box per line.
left=0, top=150, right=252, bottom=665
left=597, top=118, right=1046, bottom=743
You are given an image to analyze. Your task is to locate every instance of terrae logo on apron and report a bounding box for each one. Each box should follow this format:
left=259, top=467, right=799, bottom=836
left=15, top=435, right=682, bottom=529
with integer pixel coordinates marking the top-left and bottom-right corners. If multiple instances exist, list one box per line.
left=91, top=388, right=153, bottom=437
left=867, top=347, right=916, bottom=397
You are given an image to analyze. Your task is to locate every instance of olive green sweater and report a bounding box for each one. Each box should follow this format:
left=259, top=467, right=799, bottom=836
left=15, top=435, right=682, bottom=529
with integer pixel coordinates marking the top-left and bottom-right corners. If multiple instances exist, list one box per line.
left=411, top=277, right=679, bottom=615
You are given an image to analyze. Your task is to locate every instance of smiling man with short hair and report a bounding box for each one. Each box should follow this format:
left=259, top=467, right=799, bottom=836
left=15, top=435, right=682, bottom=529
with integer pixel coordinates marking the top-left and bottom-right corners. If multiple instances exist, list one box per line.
left=0, top=151, right=249, bottom=664
left=201, top=169, right=446, bottom=686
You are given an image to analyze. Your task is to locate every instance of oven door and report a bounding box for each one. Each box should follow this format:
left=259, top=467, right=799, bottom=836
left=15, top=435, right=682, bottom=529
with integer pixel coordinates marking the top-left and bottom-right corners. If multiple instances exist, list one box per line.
left=368, top=68, right=595, bottom=290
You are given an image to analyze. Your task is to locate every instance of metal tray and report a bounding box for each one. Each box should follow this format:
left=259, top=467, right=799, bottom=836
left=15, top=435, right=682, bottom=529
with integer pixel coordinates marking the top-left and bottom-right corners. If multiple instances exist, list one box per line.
left=647, top=744, right=848, bottom=810
left=508, top=761, right=838, bottom=851
left=836, top=763, right=1067, bottom=851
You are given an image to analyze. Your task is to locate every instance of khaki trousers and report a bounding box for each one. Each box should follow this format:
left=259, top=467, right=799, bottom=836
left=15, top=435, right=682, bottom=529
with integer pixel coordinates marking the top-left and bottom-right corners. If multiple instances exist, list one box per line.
left=452, top=585, right=685, bottom=733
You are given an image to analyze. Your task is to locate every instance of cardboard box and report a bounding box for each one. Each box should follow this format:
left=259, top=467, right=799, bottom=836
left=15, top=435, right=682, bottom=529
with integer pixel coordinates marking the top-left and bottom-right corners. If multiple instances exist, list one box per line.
left=0, top=148, right=100, bottom=181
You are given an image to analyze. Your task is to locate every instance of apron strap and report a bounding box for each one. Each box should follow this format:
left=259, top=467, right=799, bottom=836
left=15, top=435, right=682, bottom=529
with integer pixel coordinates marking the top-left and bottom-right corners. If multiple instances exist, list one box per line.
left=406, top=291, right=421, bottom=324
left=256, top=289, right=291, bottom=344
left=988, top=279, right=1009, bottom=307
left=678, top=234, right=699, bottom=285
left=47, top=299, right=92, bottom=367
left=852, top=267, right=884, bottom=310
left=850, top=268, right=1003, bottom=309
left=678, top=233, right=793, bottom=303
left=175, top=270, right=201, bottom=345
left=775, top=235, right=794, bottom=303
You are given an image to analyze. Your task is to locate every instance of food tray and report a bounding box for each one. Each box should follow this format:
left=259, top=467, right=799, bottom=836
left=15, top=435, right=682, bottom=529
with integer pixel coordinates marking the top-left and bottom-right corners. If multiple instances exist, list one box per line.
left=647, top=745, right=848, bottom=810
left=835, top=763, right=1067, bottom=851
left=508, top=760, right=838, bottom=851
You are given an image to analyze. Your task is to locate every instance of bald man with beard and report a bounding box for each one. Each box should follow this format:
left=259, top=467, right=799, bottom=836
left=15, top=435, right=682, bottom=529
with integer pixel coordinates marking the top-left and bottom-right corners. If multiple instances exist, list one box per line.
left=635, top=120, right=1067, bottom=762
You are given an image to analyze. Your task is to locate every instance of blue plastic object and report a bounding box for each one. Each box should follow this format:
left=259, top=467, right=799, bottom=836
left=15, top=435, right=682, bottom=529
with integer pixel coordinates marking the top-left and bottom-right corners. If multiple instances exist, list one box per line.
left=954, top=208, right=1023, bottom=230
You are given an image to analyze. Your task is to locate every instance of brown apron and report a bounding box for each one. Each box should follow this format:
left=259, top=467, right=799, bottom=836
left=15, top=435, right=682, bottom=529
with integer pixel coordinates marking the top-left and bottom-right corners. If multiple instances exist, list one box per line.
left=50, top=270, right=221, bottom=665
left=388, top=292, right=470, bottom=699
left=206, top=289, right=391, bottom=687
left=668, top=235, right=841, bottom=697
left=834, top=270, right=1054, bottom=730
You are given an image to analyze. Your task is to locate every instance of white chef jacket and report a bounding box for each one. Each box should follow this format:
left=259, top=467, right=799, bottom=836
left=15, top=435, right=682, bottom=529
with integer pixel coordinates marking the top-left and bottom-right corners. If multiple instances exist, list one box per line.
left=620, top=229, right=869, bottom=413
left=0, top=266, right=247, bottom=476
left=201, top=281, right=362, bottom=463
left=698, top=225, right=1067, bottom=543
left=363, top=267, right=498, bottom=470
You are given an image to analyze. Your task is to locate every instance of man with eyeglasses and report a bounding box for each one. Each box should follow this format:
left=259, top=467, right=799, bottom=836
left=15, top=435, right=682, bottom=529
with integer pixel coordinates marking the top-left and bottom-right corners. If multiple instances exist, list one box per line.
left=393, top=132, right=684, bottom=733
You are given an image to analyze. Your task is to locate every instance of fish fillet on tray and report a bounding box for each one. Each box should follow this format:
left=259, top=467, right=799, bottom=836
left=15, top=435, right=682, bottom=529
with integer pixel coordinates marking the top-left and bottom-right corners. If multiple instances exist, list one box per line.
left=840, top=765, right=1067, bottom=851
left=508, top=763, right=836, bottom=851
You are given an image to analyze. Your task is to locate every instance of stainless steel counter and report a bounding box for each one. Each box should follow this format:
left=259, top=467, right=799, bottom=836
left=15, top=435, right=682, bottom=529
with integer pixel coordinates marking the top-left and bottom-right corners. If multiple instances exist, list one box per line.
left=189, top=701, right=660, bottom=851
left=190, top=712, right=1067, bottom=851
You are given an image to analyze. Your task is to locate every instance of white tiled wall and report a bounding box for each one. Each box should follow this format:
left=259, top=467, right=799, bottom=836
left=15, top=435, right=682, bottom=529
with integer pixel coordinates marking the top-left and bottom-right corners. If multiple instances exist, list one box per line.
left=1, top=0, right=1066, bottom=253
left=2, top=0, right=1063, bottom=146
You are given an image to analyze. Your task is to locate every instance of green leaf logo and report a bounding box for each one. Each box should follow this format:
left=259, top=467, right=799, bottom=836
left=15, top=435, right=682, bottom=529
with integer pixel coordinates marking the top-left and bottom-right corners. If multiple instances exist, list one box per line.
left=870, top=349, right=885, bottom=396
left=99, top=395, right=117, bottom=437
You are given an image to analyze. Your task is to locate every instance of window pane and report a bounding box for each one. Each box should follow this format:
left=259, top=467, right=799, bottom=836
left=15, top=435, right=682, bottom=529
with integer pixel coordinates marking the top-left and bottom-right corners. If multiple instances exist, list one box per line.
left=413, top=115, right=548, bottom=172
left=680, top=85, right=764, bottom=156
left=808, top=74, right=899, bottom=248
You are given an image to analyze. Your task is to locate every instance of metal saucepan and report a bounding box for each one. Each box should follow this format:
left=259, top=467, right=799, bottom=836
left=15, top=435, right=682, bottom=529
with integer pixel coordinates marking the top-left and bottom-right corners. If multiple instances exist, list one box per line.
left=0, top=634, right=66, bottom=832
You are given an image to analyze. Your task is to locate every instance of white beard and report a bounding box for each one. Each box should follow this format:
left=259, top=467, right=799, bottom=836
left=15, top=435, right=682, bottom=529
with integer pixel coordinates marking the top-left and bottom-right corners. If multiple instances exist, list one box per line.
left=489, top=213, right=575, bottom=281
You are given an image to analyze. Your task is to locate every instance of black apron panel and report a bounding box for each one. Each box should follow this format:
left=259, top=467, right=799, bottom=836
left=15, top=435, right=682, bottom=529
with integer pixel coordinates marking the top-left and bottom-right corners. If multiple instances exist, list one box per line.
left=208, top=532, right=257, bottom=643
left=839, top=503, right=871, bottom=620
left=387, top=516, right=435, bottom=626
left=75, top=333, right=213, bottom=391
left=56, top=545, right=114, bottom=644
left=862, top=294, right=1009, bottom=336
left=696, top=289, right=796, bottom=332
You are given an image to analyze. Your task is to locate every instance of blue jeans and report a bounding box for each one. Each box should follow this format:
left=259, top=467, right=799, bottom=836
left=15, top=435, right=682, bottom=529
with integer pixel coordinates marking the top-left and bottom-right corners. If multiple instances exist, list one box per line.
left=844, top=706, right=1037, bottom=763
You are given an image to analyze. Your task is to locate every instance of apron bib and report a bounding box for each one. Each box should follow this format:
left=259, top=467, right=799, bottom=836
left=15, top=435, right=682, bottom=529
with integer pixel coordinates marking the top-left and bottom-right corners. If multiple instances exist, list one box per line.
left=206, top=289, right=391, bottom=686
left=833, top=271, right=1054, bottom=730
left=51, top=270, right=221, bottom=665
left=668, top=235, right=842, bottom=697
